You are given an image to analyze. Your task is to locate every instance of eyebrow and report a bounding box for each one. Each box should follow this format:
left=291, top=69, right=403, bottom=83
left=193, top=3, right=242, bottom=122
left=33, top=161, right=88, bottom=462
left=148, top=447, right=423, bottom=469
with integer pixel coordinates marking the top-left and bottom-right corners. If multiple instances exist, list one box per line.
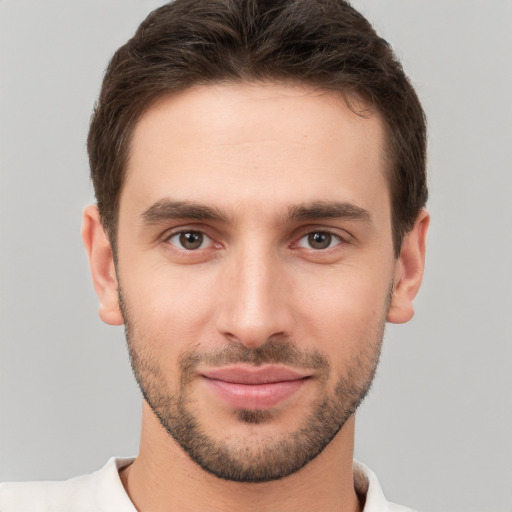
left=140, top=198, right=371, bottom=226
left=140, top=199, right=230, bottom=224
left=287, top=201, right=371, bottom=223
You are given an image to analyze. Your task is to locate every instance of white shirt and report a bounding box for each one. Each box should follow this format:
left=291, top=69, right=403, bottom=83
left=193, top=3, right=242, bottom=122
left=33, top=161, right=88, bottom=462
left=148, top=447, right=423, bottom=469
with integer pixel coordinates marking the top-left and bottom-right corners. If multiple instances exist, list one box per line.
left=0, top=458, right=416, bottom=511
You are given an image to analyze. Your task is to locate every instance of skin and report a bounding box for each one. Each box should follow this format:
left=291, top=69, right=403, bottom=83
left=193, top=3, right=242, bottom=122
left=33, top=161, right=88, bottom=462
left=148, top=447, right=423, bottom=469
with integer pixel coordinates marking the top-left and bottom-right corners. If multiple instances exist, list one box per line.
left=82, top=82, right=429, bottom=512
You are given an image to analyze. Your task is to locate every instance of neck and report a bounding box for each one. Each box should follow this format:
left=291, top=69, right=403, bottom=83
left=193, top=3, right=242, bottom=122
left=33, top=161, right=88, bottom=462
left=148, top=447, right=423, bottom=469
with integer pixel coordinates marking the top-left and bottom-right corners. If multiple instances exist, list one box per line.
left=120, top=403, right=362, bottom=512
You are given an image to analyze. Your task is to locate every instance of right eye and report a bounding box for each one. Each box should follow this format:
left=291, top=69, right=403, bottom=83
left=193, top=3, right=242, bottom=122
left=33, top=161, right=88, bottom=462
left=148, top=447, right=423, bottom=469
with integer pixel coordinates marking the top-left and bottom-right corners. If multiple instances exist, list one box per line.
left=166, top=230, right=213, bottom=250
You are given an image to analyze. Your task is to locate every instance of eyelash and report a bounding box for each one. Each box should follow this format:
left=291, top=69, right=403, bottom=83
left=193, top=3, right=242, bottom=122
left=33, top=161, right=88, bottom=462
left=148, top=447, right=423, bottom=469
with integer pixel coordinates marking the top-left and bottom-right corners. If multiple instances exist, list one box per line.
left=163, top=228, right=347, bottom=253
left=294, top=231, right=344, bottom=251
left=165, top=230, right=216, bottom=251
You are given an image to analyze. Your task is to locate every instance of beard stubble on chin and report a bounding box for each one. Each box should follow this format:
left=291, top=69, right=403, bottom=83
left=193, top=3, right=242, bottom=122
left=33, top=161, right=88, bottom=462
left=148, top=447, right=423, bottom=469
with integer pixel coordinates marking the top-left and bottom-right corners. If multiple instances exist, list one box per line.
left=118, top=287, right=386, bottom=483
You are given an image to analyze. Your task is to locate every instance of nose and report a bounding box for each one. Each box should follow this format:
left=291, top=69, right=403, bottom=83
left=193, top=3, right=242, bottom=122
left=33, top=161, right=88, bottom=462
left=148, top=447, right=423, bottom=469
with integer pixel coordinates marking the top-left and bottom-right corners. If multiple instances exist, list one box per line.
left=215, top=245, right=294, bottom=349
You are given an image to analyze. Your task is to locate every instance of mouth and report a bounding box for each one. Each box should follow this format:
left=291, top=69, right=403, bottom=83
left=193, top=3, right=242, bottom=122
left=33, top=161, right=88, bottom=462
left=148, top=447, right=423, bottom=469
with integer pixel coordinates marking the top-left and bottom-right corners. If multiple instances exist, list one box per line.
left=200, top=365, right=311, bottom=410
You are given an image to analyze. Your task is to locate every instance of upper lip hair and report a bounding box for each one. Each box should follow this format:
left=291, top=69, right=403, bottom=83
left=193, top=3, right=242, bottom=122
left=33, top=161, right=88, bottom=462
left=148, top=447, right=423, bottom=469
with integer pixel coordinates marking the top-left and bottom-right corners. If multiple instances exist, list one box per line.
left=200, top=365, right=310, bottom=385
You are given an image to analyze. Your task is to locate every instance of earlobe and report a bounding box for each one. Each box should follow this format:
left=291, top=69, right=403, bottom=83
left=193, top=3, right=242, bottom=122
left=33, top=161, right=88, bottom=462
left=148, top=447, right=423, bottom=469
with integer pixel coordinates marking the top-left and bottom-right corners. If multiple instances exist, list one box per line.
left=81, top=205, right=124, bottom=326
left=387, top=209, right=430, bottom=324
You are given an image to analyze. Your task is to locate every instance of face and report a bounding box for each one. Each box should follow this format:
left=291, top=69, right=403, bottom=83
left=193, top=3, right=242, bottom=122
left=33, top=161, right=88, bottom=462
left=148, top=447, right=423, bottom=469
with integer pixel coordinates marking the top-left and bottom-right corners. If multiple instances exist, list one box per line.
left=85, top=83, right=426, bottom=483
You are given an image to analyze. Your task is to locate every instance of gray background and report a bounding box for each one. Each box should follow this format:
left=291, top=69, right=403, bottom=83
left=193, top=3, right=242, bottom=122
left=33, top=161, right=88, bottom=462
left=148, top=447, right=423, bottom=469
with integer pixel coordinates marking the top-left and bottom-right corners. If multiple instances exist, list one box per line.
left=1, top=1, right=511, bottom=511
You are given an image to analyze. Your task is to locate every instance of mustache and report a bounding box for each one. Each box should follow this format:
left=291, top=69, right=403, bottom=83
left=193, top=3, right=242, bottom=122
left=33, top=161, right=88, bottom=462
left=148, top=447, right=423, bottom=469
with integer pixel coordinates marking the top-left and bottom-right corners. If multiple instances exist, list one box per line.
left=179, top=339, right=331, bottom=376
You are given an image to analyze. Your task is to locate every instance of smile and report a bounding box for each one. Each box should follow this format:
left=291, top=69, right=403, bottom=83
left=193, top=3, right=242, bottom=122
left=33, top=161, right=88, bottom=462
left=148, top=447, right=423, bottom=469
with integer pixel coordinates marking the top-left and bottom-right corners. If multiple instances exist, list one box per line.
left=200, top=365, right=310, bottom=410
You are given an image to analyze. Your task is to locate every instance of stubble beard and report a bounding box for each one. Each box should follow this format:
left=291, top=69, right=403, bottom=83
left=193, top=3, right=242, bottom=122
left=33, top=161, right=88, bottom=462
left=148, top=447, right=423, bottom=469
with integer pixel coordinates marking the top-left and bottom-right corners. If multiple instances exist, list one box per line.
left=119, top=289, right=385, bottom=483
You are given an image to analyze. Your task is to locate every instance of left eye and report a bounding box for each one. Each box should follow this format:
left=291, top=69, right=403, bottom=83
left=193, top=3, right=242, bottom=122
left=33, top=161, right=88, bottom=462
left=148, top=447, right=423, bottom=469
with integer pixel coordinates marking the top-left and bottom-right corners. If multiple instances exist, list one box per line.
left=297, top=231, right=342, bottom=250
left=167, top=231, right=212, bottom=250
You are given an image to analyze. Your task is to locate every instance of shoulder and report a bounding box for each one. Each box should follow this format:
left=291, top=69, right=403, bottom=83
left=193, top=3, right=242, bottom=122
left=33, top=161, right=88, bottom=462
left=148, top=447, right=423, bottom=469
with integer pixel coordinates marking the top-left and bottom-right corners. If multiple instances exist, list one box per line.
left=0, top=457, right=136, bottom=512
left=0, top=476, right=95, bottom=512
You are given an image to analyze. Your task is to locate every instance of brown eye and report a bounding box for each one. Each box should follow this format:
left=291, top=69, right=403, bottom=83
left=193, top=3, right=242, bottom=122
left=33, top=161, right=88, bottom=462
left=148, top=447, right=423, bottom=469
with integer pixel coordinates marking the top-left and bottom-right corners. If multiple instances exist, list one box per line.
left=297, top=231, right=341, bottom=250
left=168, top=231, right=208, bottom=250
left=308, top=232, right=332, bottom=249
left=180, top=231, right=203, bottom=249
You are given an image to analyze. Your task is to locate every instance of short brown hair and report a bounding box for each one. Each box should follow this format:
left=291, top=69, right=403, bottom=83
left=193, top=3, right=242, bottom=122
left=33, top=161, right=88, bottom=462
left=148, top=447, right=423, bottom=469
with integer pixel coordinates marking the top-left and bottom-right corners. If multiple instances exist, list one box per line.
left=88, top=0, right=427, bottom=255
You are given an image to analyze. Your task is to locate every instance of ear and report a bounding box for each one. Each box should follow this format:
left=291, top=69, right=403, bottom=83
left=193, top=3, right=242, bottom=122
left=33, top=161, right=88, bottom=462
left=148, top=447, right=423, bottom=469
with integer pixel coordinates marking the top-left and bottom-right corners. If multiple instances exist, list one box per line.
left=81, top=205, right=124, bottom=326
left=387, top=209, right=430, bottom=324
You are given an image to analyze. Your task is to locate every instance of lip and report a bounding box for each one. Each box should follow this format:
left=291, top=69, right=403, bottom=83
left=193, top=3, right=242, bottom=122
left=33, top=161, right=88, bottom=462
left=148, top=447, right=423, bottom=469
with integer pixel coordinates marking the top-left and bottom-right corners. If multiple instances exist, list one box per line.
left=200, top=365, right=310, bottom=410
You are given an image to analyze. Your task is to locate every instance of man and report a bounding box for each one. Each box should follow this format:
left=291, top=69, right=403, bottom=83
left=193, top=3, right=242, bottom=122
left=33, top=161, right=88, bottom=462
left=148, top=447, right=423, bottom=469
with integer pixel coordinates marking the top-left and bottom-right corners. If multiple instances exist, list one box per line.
left=0, top=0, right=429, bottom=510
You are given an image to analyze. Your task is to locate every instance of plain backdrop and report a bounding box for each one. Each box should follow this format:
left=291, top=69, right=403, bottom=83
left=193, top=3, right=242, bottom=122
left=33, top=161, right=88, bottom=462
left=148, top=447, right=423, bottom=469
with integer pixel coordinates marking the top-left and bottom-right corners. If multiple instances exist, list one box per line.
left=1, top=1, right=511, bottom=511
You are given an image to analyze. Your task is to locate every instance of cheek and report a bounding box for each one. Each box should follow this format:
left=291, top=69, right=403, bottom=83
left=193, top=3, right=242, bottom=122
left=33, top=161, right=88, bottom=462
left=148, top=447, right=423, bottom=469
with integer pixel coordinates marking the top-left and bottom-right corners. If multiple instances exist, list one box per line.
left=294, top=267, right=391, bottom=355
left=121, top=263, right=218, bottom=350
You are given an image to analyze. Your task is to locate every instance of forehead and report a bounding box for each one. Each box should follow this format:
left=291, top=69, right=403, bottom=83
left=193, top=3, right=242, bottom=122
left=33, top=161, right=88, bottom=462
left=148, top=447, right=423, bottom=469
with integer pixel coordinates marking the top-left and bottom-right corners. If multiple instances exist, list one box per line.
left=122, top=82, right=389, bottom=221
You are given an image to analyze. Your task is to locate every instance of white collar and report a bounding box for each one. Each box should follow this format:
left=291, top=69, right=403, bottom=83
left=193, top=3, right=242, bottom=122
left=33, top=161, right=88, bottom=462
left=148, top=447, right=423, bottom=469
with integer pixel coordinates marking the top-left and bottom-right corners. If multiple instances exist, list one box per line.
left=101, top=457, right=415, bottom=512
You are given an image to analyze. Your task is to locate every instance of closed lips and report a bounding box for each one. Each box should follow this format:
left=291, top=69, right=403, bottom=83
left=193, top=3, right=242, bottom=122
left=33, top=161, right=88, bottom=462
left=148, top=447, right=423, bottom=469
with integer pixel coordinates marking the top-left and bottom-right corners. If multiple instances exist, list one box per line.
left=200, top=366, right=310, bottom=410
